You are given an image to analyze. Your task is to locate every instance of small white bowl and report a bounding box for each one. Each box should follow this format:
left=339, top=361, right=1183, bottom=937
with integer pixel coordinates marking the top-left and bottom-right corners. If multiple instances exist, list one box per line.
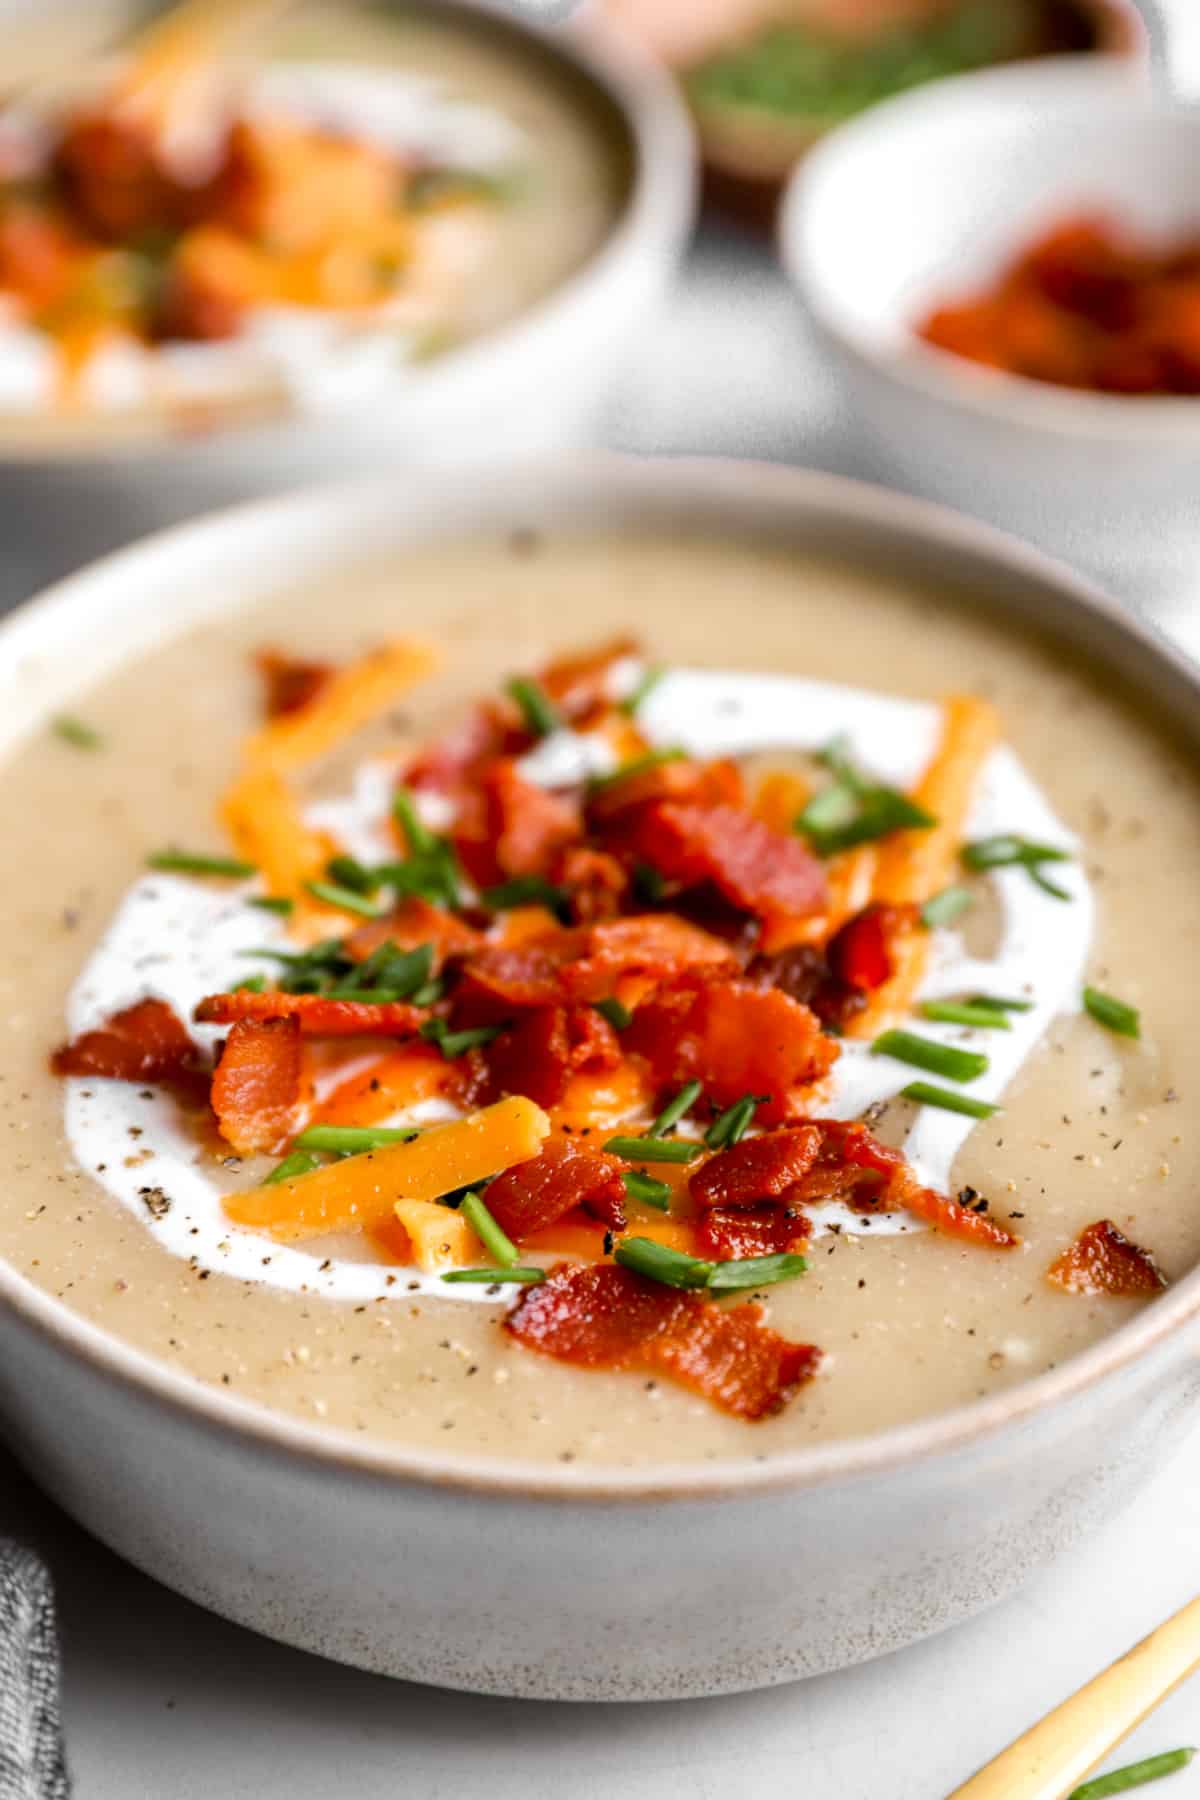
left=780, top=56, right=1200, bottom=591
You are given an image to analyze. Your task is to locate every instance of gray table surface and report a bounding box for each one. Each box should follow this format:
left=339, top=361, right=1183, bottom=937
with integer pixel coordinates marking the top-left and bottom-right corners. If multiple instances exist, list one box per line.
left=5, top=30, right=1200, bottom=1786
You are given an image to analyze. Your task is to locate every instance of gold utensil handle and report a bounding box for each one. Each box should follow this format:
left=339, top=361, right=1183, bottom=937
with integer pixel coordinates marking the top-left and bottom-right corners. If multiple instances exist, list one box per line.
left=947, top=1593, right=1200, bottom=1800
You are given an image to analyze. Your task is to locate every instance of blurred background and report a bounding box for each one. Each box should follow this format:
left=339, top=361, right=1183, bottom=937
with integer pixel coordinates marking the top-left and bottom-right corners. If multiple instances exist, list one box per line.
left=0, top=0, right=1198, bottom=624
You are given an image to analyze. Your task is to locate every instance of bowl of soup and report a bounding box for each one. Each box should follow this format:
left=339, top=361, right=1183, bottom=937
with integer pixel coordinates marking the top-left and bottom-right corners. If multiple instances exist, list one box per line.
left=781, top=55, right=1200, bottom=589
left=0, top=0, right=694, bottom=566
left=1, top=454, right=1199, bottom=1700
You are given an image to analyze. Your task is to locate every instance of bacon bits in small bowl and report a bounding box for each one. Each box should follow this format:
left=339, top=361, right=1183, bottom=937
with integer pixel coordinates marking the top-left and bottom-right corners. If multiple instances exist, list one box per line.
left=781, top=55, right=1200, bottom=590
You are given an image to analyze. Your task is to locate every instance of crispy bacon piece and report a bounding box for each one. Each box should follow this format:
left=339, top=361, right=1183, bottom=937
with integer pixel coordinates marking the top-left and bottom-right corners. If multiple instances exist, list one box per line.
left=689, top=1126, right=823, bottom=1210
left=1047, top=1220, right=1167, bottom=1297
left=485, top=1005, right=621, bottom=1109
left=475, top=759, right=581, bottom=885
left=195, top=990, right=425, bottom=1037
left=826, top=905, right=907, bottom=993
left=624, top=975, right=838, bottom=1121
left=345, top=897, right=483, bottom=969
left=211, top=1016, right=304, bottom=1156
left=51, top=998, right=202, bottom=1091
left=552, top=846, right=628, bottom=924
left=53, top=112, right=179, bottom=242
left=506, top=1263, right=822, bottom=1420
left=615, top=802, right=826, bottom=923
left=696, top=1205, right=812, bottom=1261
left=587, top=756, right=744, bottom=823
left=537, top=637, right=638, bottom=724
left=780, top=1119, right=1020, bottom=1250
left=460, top=915, right=738, bottom=1012
left=484, top=1141, right=627, bottom=1239
left=255, top=649, right=335, bottom=720
left=404, top=702, right=526, bottom=798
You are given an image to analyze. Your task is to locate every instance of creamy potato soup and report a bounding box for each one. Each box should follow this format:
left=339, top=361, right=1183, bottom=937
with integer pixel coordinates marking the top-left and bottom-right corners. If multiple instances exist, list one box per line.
left=1, top=530, right=1197, bottom=1468
left=0, top=1, right=630, bottom=449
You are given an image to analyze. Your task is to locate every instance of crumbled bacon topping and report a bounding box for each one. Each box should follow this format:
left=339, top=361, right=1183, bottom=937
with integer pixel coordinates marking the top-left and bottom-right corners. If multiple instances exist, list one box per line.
left=345, top=897, right=483, bottom=969
left=1047, top=1220, right=1167, bottom=1296
left=484, top=1005, right=621, bottom=1109
left=624, top=974, right=838, bottom=1122
left=506, top=1262, right=822, bottom=1420
left=689, top=1125, right=823, bottom=1210
left=255, top=649, right=335, bottom=720
left=456, top=759, right=580, bottom=887
left=459, top=916, right=738, bottom=1013
left=52, top=998, right=204, bottom=1093
left=611, top=801, right=826, bottom=922
left=194, top=990, right=426, bottom=1037
left=211, top=1016, right=305, bottom=1156
left=696, top=1205, right=812, bottom=1261
left=485, top=1142, right=627, bottom=1240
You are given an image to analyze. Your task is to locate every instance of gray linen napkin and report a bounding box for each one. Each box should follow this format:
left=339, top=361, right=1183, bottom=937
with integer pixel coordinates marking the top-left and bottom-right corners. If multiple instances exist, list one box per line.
left=0, top=1544, right=71, bottom=1800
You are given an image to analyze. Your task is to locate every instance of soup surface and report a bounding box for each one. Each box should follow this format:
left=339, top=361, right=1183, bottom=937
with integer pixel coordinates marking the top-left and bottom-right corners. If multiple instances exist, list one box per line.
left=0, top=1, right=630, bottom=450
left=1, top=529, right=1197, bottom=1468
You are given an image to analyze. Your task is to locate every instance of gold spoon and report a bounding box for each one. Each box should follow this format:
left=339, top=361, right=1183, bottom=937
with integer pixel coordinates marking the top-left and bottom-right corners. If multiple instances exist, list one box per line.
left=947, top=1593, right=1200, bottom=1799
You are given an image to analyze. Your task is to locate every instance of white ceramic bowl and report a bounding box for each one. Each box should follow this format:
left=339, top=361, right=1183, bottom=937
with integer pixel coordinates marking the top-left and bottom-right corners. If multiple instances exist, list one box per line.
left=0, top=1, right=695, bottom=580
left=2, top=455, right=1200, bottom=1701
left=780, top=55, right=1200, bottom=591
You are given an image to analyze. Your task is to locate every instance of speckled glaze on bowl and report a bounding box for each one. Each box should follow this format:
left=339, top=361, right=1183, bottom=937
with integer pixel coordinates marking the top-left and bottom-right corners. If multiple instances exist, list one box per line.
left=2, top=457, right=1200, bottom=1701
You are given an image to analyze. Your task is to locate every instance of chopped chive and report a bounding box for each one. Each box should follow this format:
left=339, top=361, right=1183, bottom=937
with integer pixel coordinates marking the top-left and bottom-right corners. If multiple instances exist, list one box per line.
left=603, top=1135, right=700, bottom=1165
left=263, top=1149, right=322, bottom=1185
left=921, top=885, right=974, bottom=929
left=232, top=974, right=268, bottom=993
left=614, top=1236, right=809, bottom=1292
left=969, top=992, right=1034, bottom=1013
left=420, top=1018, right=505, bottom=1059
left=441, top=1265, right=547, bottom=1285
left=1068, top=1748, right=1196, bottom=1800
left=392, top=787, right=436, bottom=855
left=873, top=1028, right=989, bottom=1082
left=507, top=675, right=560, bottom=739
left=962, top=834, right=1070, bottom=871
left=409, top=979, right=445, bottom=1007
left=375, top=841, right=463, bottom=910
left=148, top=849, right=256, bottom=878
left=482, top=875, right=569, bottom=915
left=649, top=1080, right=703, bottom=1138
left=304, top=880, right=382, bottom=919
left=336, top=941, right=434, bottom=1000
left=623, top=1170, right=672, bottom=1211
left=614, top=1237, right=714, bottom=1288
left=704, top=1093, right=764, bottom=1150
left=295, top=1125, right=420, bottom=1153
left=52, top=714, right=103, bottom=750
left=590, top=746, right=687, bottom=793
left=961, top=833, right=1073, bottom=900
left=248, top=896, right=294, bottom=916
left=707, top=1252, right=807, bottom=1290
left=324, top=854, right=380, bottom=895
left=901, top=1081, right=999, bottom=1119
left=594, top=996, right=632, bottom=1031
left=1084, top=985, right=1141, bottom=1040
left=460, top=1190, right=521, bottom=1268
left=920, top=1001, right=1012, bottom=1031
left=797, top=737, right=936, bottom=857
left=619, top=665, right=664, bottom=717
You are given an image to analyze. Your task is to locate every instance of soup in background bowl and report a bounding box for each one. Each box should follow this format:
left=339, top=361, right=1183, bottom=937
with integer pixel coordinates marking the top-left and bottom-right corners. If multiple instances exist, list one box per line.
left=0, top=2, right=693, bottom=577
left=2, top=457, right=1199, bottom=1699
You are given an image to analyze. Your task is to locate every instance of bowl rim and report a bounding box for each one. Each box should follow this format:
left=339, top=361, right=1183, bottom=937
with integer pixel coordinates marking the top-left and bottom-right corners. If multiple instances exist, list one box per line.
left=779, top=51, right=1200, bottom=444
left=0, top=0, right=697, bottom=467
left=4, top=450, right=1200, bottom=1504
